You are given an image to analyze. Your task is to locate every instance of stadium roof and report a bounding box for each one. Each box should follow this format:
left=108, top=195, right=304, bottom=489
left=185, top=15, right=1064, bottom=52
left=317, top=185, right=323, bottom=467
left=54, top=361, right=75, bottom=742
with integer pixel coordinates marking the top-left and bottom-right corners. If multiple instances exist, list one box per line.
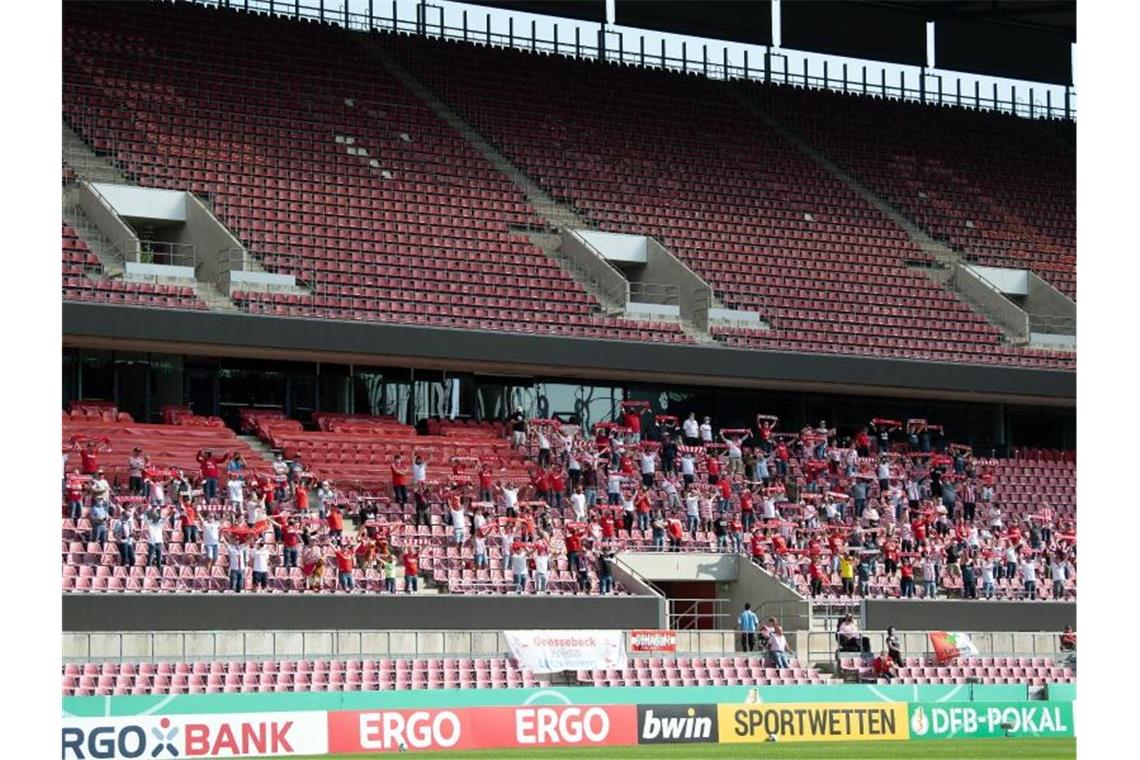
left=460, top=0, right=1074, bottom=83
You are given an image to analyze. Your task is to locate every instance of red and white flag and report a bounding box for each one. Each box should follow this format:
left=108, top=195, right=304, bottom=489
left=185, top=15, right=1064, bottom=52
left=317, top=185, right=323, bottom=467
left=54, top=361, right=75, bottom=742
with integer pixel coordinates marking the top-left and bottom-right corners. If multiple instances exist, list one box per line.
left=928, top=631, right=979, bottom=664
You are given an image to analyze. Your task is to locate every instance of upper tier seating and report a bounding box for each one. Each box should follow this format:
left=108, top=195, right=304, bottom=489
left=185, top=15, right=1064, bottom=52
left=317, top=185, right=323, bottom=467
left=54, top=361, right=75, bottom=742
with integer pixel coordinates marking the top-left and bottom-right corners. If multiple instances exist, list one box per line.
left=743, top=84, right=1075, bottom=299
left=60, top=3, right=1073, bottom=367
left=61, top=2, right=688, bottom=345
left=383, top=35, right=1073, bottom=370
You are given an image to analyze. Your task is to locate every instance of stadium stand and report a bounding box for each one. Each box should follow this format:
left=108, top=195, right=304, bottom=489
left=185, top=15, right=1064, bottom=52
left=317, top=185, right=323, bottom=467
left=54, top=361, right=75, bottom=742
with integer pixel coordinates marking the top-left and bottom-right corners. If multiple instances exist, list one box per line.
left=63, top=222, right=208, bottom=310
left=59, top=2, right=1073, bottom=366
left=60, top=654, right=830, bottom=696
left=382, top=34, right=1073, bottom=368
left=61, top=400, right=1075, bottom=602
left=743, top=84, right=1076, bottom=299
left=838, top=656, right=1075, bottom=687
left=61, top=1, right=688, bottom=344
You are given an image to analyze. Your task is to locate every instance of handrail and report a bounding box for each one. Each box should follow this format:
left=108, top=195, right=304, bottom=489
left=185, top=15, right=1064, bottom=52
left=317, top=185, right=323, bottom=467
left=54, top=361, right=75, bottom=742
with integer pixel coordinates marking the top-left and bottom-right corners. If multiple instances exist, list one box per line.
left=173, top=0, right=1075, bottom=122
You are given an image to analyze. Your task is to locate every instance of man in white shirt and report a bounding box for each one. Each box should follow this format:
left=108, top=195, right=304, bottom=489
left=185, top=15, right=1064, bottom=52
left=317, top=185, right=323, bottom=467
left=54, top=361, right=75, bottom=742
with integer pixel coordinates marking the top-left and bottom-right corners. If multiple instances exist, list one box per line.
left=607, top=469, right=623, bottom=506
left=1050, top=558, right=1068, bottom=599
left=473, top=531, right=488, bottom=569
left=511, top=547, right=529, bottom=594
left=202, top=517, right=221, bottom=569
left=251, top=541, right=271, bottom=591
left=680, top=453, right=696, bottom=487
left=640, top=449, right=657, bottom=488
left=227, top=475, right=244, bottom=513
left=227, top=540, right=248, bottom=593
left=535, top=429, right=552, bottom=467
left=450, top=500, right=467, bottom=544
left=498, top=483, right=520, bottom=517
left=570, top=486, right=587, bottom=522
left=682, top=413, right=700, bottom=445
left=533, top=547, right=550, bottom=593
left=768, top=625, right=791, bottom=669
left=1022, top=557, right=1038, bottom=598
left=145, top=508, right=166, bottom=568
left=699, top=417, right=713, bottom=444
left=662, top=476, right=681, bottom=510
left=411, top=454, right=428, bottom=486
left=684, top=489, right=700, bottom=534
left=499, top=524, right=516, bottom=571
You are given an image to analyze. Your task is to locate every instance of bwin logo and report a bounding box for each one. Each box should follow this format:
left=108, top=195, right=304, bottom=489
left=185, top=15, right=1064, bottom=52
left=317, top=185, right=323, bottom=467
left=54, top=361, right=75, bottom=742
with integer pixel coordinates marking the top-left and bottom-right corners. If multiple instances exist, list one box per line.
left=640, top=706, right=715, bottom=744
left=149, top=718, right=180, bottom=758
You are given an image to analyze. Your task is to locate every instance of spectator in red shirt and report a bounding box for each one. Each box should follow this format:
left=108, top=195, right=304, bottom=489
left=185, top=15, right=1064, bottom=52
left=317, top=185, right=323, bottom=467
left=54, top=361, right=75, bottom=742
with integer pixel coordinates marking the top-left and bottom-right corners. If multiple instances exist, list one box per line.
left=75, top=437, right=111, bottom=476
left=402, top=546, right=420, bottom=593
left=809, top=558, right=826, bottom=596
left=899, top=558, right=916, bottom=598
left=565, top=528, right=583, bottom=572
left=707, top=455, right=721, bottom=485
left=667, top=517, right=684, bottom=552
left=750, top=530, right=766, bottom=568
left=548, top=468, right=566, bottom=510
left=739, top=488, right=755, bottom=532
left=274, top=516, right=301, bottom=568
left=333, top=541, right=355, bottom=591
left=478, top=465, right=494, bottom=503
left=196, top=448, right=230, bottom=503
left=326, top=504, right=344, bottom=539
left=391, top=455, right=410, bottom=506
left=873, top=650, right=898, bottom=682
left=600, top=511, right=616, bottom=539
left=65, top=470, right=86, bottom=520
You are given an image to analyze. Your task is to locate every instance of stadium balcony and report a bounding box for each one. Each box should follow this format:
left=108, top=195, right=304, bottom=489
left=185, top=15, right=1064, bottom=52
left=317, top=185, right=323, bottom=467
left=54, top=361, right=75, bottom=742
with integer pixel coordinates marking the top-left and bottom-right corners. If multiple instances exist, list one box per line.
left=838, top=656, right=1074, bottom=687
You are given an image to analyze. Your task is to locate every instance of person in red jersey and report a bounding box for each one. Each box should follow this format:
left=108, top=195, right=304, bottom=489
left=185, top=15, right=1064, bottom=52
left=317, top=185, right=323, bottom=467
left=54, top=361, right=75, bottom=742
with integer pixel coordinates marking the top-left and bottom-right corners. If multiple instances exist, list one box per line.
left=391, top=454, right=410, bottom=506
left=333, top=540, right=355, bottom=591
left=196, top=448, right=230, bottom=503
left=402, top=545, right=420, bottom=593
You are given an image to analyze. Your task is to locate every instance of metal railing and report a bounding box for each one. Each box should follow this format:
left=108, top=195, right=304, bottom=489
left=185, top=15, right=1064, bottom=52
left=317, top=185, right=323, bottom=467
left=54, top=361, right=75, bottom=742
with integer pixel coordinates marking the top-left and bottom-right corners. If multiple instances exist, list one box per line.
left=133, top=240, right=197, bottom=268
left=182, top=0, right=1075, bottom=122
left=805, top=629, right=1075, bottom=670
left=1028, top=313, right=1077, bottom=336
left=667, top=597, right=732, bottom=631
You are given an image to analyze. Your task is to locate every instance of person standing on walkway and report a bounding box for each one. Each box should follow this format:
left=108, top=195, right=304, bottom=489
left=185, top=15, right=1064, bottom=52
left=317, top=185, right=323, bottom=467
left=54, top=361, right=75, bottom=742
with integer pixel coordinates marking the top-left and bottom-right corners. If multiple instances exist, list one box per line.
left=738, top=603, right=760, bottom=652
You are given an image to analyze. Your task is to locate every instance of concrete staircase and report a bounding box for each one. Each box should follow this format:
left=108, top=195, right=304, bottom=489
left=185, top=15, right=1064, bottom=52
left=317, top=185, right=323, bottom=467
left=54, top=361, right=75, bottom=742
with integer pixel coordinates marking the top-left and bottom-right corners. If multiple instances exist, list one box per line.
left=62, top=185, right=124, bottom=279
left=238, top=435, right=278, bottom=462
left=62, top=119, right=131, bottom=185
left=726, top=85, right=1033, bottom=346
left=361, top=38, right=590, bottom=234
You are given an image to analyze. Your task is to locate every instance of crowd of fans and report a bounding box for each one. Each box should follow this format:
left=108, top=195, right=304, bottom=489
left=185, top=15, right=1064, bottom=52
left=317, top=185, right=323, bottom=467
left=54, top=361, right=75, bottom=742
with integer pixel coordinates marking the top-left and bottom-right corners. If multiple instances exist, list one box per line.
left=62, top=405, right=1075, bottom=599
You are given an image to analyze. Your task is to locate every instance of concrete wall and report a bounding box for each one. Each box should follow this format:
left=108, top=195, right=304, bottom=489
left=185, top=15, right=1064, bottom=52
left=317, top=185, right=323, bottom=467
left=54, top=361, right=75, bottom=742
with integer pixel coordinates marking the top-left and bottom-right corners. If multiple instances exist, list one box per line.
left=62, top=593, right=663, bottom=632
left=619, top=552, right=739, bottom=582
left=644, top=238, right=713, bottom=330
left=723, top=557, right=812, bottom=634
left=952, top=263, right=1029, bottom=339
left=78, top=182, right=140, bottom=261
left=1026, top=273, right=1076, bottom=334
left=611, top=558, right=668, bottom=629
left=862, top=600, right=1076, bottom=632
left=966, top=265, right=1029, bottom=296
left=91, top=183, right=186, bottom=222
left=576, top=231, right=648, bottom=263
left=559, top=230, right=629, bottom=306
left=63, top=628, right=742, bottom=661
left=170, top=194, right=249, bottom=286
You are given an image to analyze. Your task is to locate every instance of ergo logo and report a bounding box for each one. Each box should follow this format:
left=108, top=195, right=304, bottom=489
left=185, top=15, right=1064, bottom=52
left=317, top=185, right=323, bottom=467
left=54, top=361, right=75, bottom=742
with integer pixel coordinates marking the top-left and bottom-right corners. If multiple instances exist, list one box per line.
left=515, top=706, right=611, bottom=745
left=358, top=711, right=462, bottom=751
